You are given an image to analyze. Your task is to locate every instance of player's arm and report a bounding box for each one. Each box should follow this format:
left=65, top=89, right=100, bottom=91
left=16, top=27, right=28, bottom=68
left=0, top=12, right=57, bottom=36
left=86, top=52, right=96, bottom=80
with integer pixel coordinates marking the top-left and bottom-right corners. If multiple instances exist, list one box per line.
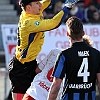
left=47, top=52, right=66, bottom=100
left=35, top=56, right=48, bottom=74
left=97, top=73, right=100, bottom=93
left=35, top=54, right=50, bottom=74
left=47, top=77, right=62, bottom=100
left=36, top=49, right=60, bottom=74
left=40, top=0, right=57, bottom=12
left=30, top=7, right=70, bottom=32
left=28, top=0, right=79, bottom=32
left=35, top=65, right=42, bottom=74
left=97, top=73, right=100, bottom=89
left=96, top=52, right=100, bottom=93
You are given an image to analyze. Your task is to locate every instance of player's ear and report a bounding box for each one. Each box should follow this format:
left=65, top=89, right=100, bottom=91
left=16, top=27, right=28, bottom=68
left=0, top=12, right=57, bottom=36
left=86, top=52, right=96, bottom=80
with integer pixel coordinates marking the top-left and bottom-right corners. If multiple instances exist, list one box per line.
left=26, top=5, right=31, bottom=10
left=66, top=32, right=70, bottom=37
left=82, top=31, right=85, bottom=36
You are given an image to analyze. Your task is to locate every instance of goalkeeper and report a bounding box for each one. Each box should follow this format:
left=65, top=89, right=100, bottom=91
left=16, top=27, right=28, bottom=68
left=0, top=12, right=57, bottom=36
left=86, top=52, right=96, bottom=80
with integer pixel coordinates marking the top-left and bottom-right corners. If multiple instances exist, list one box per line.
left=8, top=0, right=79, bottom=100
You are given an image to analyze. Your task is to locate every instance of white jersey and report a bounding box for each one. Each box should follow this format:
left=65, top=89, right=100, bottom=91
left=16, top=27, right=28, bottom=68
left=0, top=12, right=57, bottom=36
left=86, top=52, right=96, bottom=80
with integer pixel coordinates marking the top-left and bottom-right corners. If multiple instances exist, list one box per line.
left=26, top=49, right=63, bottom=100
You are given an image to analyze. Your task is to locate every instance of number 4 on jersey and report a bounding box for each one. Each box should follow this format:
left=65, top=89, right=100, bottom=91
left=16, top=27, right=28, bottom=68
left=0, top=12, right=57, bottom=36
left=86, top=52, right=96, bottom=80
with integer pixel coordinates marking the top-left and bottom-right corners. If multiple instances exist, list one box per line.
left=77, top=58, right=90, bottom=82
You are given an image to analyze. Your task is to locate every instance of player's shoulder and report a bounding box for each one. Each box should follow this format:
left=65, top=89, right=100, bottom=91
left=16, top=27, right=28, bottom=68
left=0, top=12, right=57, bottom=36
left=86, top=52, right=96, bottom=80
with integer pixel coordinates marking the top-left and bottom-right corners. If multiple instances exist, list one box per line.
left=61, top=47, right=71, bottom=54
left=89, top=46, right=100, bottom=54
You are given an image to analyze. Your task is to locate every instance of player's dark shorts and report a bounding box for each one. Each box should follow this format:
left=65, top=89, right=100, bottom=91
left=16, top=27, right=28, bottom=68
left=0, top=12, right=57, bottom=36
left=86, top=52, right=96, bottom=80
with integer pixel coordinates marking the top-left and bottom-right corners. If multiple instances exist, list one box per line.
left=8, top=56, right=37, bottom=93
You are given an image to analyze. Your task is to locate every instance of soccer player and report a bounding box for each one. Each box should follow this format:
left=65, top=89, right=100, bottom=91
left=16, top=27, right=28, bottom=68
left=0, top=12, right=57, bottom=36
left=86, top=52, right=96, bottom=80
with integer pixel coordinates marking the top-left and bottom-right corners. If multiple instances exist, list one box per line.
left=22, top=49, right=62, bottom=100
left=8, top=0, right=79, bottom=100
left=47, top=16, right=100, bottom=100
left=22, top=35, right=94, bottom=100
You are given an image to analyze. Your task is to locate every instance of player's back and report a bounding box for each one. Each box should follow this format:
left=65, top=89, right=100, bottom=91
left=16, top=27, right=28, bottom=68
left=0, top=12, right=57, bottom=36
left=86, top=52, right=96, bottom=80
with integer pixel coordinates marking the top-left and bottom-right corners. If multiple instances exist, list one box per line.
left=58, top=42, right=100, bottom=100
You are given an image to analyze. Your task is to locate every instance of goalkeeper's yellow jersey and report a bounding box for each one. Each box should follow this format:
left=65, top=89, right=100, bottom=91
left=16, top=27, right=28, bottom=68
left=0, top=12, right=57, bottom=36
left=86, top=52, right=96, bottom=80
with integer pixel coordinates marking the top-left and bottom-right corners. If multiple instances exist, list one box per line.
left=16, top=0, right=70, bottom=64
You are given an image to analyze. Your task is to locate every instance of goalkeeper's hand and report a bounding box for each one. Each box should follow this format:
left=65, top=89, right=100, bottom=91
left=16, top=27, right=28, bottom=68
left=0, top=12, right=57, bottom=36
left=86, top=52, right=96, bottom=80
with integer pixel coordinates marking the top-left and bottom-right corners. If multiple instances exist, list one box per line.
left=64, top=0, right=79, bottom=8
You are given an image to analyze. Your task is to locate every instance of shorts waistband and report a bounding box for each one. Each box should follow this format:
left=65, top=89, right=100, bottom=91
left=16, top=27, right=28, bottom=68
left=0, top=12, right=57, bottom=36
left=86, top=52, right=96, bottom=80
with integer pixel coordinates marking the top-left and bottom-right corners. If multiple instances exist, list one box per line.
left=14, top=56, right=37, bottom=65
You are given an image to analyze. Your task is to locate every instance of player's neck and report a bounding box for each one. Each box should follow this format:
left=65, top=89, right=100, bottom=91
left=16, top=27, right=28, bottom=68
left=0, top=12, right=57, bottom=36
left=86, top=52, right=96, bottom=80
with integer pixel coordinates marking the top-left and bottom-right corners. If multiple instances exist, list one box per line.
left=71, top=38, right=83, bottom=44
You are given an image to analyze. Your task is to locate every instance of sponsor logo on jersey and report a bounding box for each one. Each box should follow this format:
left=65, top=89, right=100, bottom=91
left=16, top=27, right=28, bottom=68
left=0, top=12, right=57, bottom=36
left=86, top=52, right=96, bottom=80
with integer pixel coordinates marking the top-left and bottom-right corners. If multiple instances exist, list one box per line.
left=69, top=83, right=92, bottom=89
left=38, top=81, right=50, bottom=92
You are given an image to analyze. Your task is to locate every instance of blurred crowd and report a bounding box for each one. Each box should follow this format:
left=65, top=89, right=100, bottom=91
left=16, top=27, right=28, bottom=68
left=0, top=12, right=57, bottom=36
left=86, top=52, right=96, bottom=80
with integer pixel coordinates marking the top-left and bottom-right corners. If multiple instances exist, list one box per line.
left=10, top=0, right=100, bottom=24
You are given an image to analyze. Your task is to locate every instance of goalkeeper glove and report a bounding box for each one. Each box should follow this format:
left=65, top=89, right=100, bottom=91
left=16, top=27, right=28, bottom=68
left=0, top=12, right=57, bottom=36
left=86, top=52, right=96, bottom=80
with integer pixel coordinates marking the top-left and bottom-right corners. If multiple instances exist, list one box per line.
left=65, top=0, right=79, bottom=8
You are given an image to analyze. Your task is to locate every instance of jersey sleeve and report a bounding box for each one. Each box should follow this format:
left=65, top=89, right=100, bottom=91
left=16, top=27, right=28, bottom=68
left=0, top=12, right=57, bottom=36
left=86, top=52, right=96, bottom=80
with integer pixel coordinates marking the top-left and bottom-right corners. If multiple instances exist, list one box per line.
left=41, top=0, right=58, bottom=12
left=38, top=51, right=54, bottom=70
left=40, top=0, right=51, bottom=12
left=38, top=55, right=48, bottom=70
left=53, top=52, right=66, bottom=79
left=27, top=7, right=70, bottom=33
left=38, top=49, right=61, bottom=70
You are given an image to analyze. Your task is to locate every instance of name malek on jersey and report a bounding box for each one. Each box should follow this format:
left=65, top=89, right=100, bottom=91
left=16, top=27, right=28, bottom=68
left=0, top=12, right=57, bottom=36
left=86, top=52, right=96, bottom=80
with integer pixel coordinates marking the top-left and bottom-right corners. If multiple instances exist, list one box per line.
left=78, top=51, right=89, bottom=57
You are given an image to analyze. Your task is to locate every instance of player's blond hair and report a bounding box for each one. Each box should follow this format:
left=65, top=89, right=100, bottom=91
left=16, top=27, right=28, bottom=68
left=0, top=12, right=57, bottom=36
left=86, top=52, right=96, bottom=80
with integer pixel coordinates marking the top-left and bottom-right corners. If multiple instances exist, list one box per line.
left=83, top=35, right=93, bottom=46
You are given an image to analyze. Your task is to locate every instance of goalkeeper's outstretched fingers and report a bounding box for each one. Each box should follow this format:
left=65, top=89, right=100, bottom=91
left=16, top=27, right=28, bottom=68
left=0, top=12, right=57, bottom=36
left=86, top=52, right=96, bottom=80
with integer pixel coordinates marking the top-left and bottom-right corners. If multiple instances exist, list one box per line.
left=64, top=0, right=80, bottom=8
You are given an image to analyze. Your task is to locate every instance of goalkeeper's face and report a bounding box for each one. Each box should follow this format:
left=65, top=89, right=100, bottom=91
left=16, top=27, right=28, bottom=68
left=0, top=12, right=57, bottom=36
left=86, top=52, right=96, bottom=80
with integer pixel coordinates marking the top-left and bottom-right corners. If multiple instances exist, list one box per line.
left=26, top=1, right=42, bottom=15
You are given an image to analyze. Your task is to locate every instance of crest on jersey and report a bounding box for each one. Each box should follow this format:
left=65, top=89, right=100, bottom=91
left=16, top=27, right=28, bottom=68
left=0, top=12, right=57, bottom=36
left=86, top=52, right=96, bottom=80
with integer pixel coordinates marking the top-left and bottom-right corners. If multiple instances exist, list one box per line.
left=34, top=21, right=40, bottom=26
